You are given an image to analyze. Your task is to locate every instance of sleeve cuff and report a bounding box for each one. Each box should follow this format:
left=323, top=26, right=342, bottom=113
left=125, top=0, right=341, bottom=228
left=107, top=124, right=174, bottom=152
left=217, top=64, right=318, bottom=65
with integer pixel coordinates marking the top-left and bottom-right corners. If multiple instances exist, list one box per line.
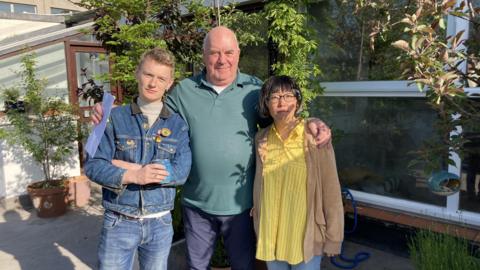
left=323, top=240, right=343, bottom=255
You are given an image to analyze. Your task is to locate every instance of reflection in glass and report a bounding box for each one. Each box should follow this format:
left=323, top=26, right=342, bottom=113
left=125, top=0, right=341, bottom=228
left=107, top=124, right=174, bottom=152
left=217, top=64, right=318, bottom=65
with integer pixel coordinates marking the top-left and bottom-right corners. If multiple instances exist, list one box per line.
left=0, top=43, right=68, bottom=109
left=307, top=1, right=413, bottom=81
left=13, top=3, right=36, bottom=14
left=459, top=97, right=480, bottom=213
left=0, top=2, right=10, bottom=13
left=310, top=96, right=446, bottom=206
left=51, top=7, right=74, bottom=14
left=75, top=52, right=110, bottom=109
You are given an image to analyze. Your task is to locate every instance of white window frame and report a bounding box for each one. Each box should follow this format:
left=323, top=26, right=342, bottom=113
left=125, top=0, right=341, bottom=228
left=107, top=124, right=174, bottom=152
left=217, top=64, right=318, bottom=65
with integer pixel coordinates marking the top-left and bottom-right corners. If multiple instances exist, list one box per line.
left=320, top=0, right=480, bottom=227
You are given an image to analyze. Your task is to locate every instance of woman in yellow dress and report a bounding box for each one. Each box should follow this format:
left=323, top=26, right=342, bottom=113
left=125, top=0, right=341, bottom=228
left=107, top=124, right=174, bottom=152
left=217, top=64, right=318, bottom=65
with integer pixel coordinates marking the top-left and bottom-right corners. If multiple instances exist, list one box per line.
left=252, top=75, right=344, bottom=270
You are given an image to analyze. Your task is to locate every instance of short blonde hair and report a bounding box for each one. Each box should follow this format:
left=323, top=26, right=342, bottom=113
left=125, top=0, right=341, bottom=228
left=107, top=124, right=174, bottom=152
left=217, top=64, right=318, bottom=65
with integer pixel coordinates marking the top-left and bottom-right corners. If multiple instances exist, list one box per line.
left=136, top=47, right=175, bottom=76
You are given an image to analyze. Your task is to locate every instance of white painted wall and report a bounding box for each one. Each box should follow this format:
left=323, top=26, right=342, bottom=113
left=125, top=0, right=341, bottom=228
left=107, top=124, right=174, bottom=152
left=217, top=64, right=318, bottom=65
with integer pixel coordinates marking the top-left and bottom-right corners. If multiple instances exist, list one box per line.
left=0, top=140, right=81, bottom=199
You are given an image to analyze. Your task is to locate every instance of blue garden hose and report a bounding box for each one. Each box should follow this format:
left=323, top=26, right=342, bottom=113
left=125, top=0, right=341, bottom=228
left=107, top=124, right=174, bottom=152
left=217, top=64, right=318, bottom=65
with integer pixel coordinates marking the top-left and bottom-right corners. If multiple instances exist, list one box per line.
left=329, top=188, right=370, bottom=269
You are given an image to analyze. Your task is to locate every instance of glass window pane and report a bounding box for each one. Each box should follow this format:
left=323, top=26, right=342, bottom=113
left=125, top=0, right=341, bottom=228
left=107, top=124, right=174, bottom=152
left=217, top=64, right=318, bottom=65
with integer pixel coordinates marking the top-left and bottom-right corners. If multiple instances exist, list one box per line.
left=75, top=52, right=111, bottom=109
left=310, top=96, right=446, bottom=206
left=459, top=97, right=480, bottom=213
left=307, top=1, right=414, bottom=81
left=0, top=43, right=68, bottom=110
left=13, top=3, right=35, bottom=14
left=51, top=7, right=74, bottom=14
left=0, top=2, right=11, bottom=13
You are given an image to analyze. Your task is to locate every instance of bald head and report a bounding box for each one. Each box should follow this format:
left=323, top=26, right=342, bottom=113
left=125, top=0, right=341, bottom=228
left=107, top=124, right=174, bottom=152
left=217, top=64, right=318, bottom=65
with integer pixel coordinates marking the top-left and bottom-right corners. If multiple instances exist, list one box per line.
left=202, top=26, right=241, bottom=87
left=203, top=26, right=239, bottom=51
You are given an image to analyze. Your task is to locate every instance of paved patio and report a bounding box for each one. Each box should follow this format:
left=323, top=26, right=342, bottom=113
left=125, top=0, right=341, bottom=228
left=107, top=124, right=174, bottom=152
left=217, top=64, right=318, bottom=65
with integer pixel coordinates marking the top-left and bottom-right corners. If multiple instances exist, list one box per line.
left=0, top=189, right=414, bottom=270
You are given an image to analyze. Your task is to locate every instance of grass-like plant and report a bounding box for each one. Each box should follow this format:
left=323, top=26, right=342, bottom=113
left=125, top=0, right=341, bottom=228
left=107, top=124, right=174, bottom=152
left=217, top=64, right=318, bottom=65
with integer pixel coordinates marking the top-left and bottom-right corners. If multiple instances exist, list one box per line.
left=409, top=229, right=480, bottom=270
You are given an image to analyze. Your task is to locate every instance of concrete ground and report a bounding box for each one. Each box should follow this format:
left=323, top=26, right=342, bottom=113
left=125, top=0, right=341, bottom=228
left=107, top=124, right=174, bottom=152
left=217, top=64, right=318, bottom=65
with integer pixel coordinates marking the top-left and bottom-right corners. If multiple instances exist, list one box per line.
left=0, top=190, right=414, bottom=270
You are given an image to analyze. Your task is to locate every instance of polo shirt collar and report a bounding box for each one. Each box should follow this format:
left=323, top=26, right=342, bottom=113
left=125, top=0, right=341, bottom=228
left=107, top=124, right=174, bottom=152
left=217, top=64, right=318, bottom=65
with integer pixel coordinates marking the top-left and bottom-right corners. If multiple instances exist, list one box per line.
left=198, top=69, right=245, bottom=90
left=131, top=96, right=171, bottom=118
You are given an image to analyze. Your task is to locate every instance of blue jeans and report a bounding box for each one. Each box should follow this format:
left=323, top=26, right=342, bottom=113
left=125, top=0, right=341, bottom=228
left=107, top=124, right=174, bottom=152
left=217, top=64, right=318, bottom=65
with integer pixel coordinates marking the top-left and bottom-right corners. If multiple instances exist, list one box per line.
left=266, top=256, right=322, bottom=270
left=98, top=210, right=173, bottom=270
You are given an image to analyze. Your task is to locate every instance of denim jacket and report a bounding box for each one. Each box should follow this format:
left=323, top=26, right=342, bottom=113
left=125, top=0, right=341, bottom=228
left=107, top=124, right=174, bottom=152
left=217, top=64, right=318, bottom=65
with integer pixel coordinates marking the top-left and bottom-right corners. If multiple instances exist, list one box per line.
left=85, top=99, right=192, bottom=216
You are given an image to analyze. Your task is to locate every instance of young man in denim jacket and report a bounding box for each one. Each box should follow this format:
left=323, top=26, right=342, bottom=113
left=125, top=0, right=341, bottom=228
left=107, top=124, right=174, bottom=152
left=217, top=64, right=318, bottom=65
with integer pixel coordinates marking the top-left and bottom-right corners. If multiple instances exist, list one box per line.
left=85, top=48, right=191, bottom=270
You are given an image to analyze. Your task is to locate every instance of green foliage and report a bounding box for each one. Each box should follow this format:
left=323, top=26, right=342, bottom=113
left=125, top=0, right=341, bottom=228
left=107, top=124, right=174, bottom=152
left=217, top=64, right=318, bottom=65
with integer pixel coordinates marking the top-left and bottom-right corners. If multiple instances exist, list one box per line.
left=79, top=0, right=324, bottom=112
left=2, top=87, right=21, bottom=103
left=172, top=187, right=183, bottom=237
left=265, top=0, right=322, bottom=115
left=388, top=0, right=480, bottom=174
left=210, top=236, right=230, bottom=268
left=0, top=53, right=79, bottom=183
left=78, top=0, right=166, bottom=100
left=409, top=229, right=480, bottom=270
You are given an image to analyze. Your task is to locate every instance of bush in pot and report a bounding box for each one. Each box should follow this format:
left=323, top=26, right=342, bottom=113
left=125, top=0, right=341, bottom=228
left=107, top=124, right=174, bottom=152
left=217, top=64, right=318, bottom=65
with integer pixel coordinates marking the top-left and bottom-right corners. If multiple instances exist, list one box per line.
left=0, top=53, right=80, bottom=217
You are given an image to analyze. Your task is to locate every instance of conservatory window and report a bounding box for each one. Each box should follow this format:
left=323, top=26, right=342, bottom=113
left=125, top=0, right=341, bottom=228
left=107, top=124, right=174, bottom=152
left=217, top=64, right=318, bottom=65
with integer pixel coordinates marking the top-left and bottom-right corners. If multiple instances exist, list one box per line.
left=0, top=43, right=68, bottom=110
left=458, top=0, right=480, bottom=214
left=306, top=0, right=480, bottom=225
left=310, top=94, right=445, bottom=207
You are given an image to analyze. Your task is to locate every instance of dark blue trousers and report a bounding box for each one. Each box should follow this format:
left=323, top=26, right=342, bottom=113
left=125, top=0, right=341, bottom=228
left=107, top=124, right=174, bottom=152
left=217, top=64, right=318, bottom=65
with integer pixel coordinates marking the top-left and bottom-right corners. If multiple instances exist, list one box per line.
left=182, top=205, right=255, bottom=270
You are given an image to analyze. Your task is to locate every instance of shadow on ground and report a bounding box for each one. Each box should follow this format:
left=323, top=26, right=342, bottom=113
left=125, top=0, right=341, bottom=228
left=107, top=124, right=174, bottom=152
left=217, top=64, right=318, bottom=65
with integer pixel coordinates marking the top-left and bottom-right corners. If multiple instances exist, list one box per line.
left=0, top=204, right=102, bottom=270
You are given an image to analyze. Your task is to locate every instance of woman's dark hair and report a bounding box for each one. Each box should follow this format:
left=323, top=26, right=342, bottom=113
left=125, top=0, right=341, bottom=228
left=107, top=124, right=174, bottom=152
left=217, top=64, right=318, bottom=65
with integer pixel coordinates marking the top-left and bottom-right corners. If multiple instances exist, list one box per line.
left=259, top=75, right=303, bottom=118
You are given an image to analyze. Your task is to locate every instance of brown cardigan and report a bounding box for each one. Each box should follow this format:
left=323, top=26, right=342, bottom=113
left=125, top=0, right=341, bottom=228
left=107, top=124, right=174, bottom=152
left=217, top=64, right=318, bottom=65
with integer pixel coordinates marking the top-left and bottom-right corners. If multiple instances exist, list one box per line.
left=252, top=123, right=344, bottom=262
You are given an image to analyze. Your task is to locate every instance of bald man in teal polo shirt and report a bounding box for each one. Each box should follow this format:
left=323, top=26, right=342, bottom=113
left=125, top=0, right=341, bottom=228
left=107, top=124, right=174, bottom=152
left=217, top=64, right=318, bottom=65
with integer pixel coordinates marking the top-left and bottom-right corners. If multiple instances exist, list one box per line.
left=167, top=27, right=330, bottom=270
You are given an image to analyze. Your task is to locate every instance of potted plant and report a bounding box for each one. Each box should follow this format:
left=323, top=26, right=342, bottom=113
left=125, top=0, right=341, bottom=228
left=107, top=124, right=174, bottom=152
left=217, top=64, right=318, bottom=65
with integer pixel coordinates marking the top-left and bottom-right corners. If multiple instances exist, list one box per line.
left=0, top=53, right=80, bottom=217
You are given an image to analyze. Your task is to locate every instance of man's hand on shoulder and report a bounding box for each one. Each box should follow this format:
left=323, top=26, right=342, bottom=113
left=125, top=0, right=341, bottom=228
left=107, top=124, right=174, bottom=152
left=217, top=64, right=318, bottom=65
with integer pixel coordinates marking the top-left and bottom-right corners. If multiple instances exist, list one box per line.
left=307, top=118, right=331, bottom=148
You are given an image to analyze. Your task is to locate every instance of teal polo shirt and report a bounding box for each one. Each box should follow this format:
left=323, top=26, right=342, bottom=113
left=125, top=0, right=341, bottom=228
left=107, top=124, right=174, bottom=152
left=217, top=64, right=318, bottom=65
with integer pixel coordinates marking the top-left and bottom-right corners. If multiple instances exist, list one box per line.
left=166, top=71, right=263, bottom=215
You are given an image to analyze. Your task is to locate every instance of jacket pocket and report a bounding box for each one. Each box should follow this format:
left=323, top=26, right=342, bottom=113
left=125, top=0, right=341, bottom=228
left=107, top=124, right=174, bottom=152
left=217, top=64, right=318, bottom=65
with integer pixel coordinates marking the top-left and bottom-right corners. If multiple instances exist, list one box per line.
left=155, top=138, right=178, bottom=159
left=143, top=187, right=175, bottom=207
left=115, top=137, right=138, bottom=161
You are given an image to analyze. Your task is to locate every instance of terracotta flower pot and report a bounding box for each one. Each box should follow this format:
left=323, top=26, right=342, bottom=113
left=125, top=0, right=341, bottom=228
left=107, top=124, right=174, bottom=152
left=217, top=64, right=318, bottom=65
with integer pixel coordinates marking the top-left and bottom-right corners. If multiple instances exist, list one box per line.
left=27, top=180, right=69, bottom=218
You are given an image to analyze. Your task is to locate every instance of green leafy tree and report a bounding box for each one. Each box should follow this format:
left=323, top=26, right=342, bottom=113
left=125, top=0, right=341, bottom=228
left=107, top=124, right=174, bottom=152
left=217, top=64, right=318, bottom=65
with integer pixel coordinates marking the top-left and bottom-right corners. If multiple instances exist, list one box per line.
left=0, top=53, right=79, bottom=185
left=390, top=0, right=480, bottom=174
left=78, top=0, right=324, bottom=113
left=265, top=0, right=322, bottom=115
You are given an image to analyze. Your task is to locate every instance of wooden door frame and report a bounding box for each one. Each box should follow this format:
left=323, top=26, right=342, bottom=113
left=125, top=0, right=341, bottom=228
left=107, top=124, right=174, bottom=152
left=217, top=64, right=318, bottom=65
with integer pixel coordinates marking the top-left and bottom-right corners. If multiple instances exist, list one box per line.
left=65, top=40, right=122, bottom=121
